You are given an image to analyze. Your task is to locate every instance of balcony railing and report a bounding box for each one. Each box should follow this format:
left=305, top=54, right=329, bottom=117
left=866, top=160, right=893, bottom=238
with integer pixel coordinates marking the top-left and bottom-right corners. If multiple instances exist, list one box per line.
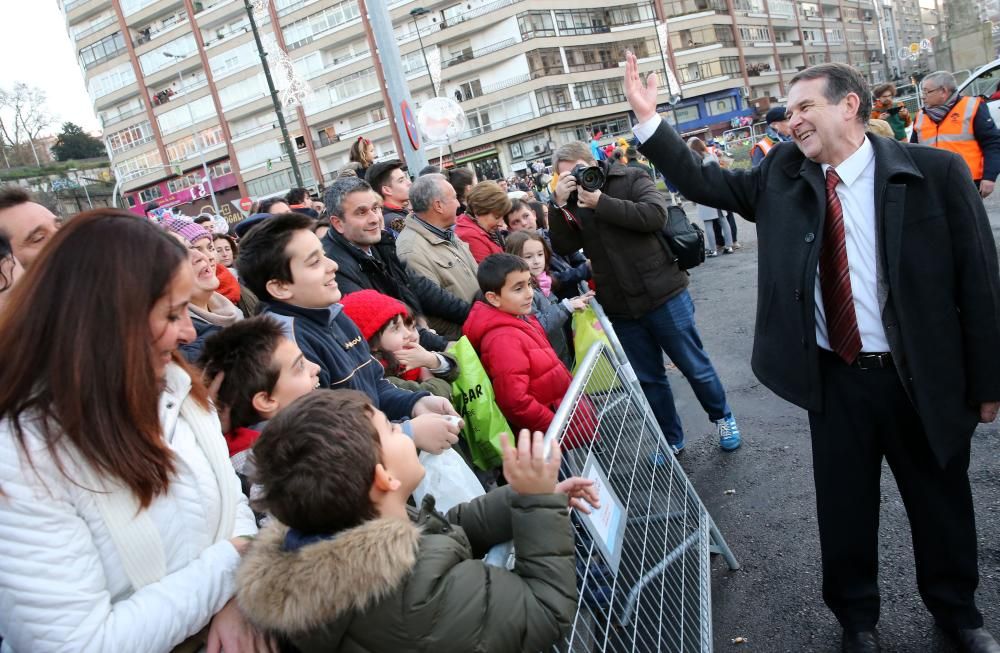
left=102, top=104, right=147, bottom=129
left=443, top=38, right=518, bottom=68
left=529, top=65, right=566, bottom=80
left=121, top=0, right=161, bottom=17
left=443, top=0, right=523, bottom=28
left=203, top=23, right=250, bottom=48
left=276, top=0, right=319, bottom=17
left=538, top=101, right=573, bottom=115
left=576, top=93, right=626, bottom=109
left=746, top=63, right=774, bottom=76
left=64, top=0, right=91, bottom=13
left=134, top=12, right=187, bottom=46
left=338, top=119, right=389, bottom=141
left=566, top=60, right=619, bottom=74
left=74, top=15, right=116, bottom=41
left=461, top=110, right=537, bottom=139
left=151, top=77, right=208, bottom=106
left=478, top=74, right=531, bottom=97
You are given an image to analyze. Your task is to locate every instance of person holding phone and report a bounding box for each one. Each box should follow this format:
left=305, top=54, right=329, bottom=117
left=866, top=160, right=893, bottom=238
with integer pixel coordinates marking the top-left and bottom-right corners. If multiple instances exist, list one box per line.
left=870, top=83, right=911, bottom=140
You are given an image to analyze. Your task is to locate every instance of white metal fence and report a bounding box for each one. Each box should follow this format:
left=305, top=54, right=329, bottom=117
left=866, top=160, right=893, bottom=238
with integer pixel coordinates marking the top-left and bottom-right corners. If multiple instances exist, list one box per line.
left=545, top=299, right=739, bottom=652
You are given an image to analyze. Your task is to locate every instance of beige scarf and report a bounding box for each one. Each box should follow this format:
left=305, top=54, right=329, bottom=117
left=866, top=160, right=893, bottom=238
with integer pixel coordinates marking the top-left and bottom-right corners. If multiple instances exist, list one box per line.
left=187, top=293, right=243, bottom=328
left=76, top=365, right=238, bottom=591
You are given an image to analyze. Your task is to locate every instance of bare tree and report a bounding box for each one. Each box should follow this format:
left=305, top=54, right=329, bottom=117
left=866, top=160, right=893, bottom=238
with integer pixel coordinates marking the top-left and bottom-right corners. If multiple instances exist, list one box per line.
left=0, top=83, right=53, bottom=168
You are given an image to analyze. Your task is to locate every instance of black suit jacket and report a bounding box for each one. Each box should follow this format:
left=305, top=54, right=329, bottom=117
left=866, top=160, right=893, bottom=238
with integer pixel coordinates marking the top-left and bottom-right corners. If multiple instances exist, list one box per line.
left=640, top=120, right=1000, bottom=465
left=321, top=229, right=471, bottom=347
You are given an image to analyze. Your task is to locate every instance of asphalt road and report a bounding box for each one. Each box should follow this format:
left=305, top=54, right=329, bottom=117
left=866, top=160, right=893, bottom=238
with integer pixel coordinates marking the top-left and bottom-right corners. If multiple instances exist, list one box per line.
left=661, top=195, right=1000, bottom=652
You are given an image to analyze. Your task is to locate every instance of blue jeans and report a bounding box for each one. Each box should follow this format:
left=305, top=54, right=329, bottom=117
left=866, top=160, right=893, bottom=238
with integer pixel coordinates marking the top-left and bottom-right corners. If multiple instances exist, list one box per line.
left=611, top=290, right=731, bottom=446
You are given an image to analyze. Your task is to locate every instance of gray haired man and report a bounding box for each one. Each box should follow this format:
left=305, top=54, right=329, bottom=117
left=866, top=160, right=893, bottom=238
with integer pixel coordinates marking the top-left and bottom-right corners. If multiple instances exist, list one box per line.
left=394, top=173, right=479, bottom=338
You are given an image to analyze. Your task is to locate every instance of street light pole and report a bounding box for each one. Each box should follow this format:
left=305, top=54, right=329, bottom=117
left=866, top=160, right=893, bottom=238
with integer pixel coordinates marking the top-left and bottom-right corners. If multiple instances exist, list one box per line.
left=409, top=7, right=456, bottom=162
left=163, top=52, right=220, bottom=214
left=244, top=0, right=304, bottom=188
left=410, top=8, right=437, bottom=96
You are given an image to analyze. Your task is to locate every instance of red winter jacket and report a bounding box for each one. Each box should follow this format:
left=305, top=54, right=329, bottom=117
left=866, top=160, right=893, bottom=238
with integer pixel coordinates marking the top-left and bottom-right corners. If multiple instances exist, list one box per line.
left=454, top=214, right=503, bottom=264
left=463, top=301, right=573, bottom=437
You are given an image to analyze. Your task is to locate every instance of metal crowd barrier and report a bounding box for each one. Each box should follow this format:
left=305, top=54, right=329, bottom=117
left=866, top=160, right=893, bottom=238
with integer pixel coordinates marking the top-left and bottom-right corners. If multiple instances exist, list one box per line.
left=545, top=298, right=739, bottom=652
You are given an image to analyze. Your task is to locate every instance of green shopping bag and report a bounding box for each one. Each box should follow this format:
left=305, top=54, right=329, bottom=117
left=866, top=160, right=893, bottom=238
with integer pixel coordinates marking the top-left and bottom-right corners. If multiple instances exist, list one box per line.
left=571, top=306, right=620, bottom=393
left=450, top=336, right=512, bottom=470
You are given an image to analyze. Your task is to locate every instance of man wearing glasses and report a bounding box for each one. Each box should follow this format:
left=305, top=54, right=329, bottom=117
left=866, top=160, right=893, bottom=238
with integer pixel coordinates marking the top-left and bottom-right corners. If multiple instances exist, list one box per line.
left=912, top=70, right=1000, bottom=198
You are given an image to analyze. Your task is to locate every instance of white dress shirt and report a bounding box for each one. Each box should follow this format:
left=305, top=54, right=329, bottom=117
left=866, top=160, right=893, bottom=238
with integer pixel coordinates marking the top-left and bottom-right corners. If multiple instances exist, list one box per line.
left=817, top=136, right=889, bottom=352
left=632, top=116, right=888, bottom=352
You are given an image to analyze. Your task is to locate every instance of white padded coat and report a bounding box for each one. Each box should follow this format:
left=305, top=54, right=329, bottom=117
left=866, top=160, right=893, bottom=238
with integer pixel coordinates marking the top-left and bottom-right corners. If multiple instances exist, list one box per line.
left=0, top=364, right=257, bottom=652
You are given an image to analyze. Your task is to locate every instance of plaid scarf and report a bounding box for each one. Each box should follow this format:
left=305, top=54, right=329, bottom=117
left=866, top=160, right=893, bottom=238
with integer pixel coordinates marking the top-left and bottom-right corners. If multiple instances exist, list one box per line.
left=922, top=96, right=960, bottom=124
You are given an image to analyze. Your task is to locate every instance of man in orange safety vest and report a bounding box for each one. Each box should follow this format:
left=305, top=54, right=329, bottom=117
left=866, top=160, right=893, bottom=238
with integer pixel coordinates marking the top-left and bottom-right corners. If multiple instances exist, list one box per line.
left=750, top=107, right=793, bottom=167
left=912, top=70, right=1000, bottom=198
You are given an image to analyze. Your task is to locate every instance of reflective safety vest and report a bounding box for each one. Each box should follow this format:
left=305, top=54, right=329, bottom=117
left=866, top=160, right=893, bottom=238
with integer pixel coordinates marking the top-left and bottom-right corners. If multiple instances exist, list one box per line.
left=913, top=96, right=985, bottom=179
left=750, top=135, right=776, bottom=161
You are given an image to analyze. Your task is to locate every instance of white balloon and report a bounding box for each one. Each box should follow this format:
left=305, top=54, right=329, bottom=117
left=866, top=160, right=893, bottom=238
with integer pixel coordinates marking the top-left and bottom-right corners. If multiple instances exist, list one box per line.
left=416, top=97, right=468, bottom=145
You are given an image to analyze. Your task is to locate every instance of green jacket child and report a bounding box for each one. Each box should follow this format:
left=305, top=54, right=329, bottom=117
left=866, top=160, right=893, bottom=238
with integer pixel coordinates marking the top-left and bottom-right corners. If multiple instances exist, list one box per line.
left=236, top=389, right=596, bottom=653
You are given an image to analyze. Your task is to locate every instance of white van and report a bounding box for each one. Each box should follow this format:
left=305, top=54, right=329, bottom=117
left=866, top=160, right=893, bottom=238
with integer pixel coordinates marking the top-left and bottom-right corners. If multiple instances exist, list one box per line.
left=955, top=59, right=1000, bottom=125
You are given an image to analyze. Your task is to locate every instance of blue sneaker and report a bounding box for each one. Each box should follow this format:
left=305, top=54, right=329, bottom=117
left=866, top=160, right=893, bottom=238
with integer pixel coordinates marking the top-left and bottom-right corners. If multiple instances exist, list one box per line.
left=717, top=415, right=742, bottom=451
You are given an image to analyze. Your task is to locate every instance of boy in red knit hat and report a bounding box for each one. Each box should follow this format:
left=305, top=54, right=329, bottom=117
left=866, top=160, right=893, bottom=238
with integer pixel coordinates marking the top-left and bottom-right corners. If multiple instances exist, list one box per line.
left=340, top=289, right=459, bottom=398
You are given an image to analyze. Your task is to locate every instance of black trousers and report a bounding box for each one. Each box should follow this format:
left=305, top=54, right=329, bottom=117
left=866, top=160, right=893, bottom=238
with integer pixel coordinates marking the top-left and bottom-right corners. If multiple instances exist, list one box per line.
left=808, top=351, right=982, bottom=632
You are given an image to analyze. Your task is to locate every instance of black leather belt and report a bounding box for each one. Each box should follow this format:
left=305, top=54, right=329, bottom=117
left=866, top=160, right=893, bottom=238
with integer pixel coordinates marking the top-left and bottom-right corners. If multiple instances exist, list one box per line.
left=820, top=349, right=893, bottom=369
left=852, top=352, right=893, bottom=369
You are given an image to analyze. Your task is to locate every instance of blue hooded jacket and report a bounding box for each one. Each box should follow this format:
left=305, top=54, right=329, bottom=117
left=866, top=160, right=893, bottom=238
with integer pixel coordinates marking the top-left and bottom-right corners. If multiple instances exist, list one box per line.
left=263, top=300, right=427, bottom=420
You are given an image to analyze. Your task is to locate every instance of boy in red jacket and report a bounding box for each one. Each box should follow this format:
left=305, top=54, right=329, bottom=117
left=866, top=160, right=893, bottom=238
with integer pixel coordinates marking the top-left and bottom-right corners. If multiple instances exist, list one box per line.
left=464, top=254, right=593, bottom=447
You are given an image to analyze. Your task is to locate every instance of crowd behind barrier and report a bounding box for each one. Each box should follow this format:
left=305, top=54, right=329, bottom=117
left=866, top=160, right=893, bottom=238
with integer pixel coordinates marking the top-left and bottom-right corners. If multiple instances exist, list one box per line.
left=3, top=54, right=1000, bottom=653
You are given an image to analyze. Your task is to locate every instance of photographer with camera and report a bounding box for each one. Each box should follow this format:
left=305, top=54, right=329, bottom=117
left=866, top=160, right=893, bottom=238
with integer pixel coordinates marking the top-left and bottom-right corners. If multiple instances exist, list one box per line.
left=547, top=142, right=742, bottom=454
left=870, top=83, right=910, bottom=141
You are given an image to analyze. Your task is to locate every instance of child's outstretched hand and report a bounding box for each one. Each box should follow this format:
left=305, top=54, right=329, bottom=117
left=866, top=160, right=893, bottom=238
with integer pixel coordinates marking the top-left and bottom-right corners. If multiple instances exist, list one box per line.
left=555, top=477, right=600, bottom=514
left=567, top=291, right=595, bottom=312
left=395, top=343, right=439, bottom=371
left=500, top=430, right=560, bottom=496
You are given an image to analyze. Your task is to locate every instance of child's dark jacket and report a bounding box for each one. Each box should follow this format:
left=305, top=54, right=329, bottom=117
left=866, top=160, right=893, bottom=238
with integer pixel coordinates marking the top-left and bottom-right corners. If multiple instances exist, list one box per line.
left=236, top=488, right=577, bottom=652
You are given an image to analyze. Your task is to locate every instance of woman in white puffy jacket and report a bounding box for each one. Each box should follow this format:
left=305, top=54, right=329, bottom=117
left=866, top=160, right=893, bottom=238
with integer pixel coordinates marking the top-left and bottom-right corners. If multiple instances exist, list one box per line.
left=0, top=211, right=260, bottom=653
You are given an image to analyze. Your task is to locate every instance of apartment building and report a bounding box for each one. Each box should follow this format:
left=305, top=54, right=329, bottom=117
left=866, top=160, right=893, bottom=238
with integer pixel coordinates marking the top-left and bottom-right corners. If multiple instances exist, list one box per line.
left=62, top=0, right=884, bottom=216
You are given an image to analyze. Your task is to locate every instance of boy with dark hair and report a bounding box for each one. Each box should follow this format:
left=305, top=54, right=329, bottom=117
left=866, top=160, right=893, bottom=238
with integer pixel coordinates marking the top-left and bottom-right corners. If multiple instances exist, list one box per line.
left=198, top=315, right=321, bottom=472
left=286, top=187, right=319, bottom=218
left=463, top=254, right=579, bottom=437
left=236, top=213, right=462, bottom=454
left=365, top=159, right=411, bottom=234
left=237, top=389, right=594, bottom=652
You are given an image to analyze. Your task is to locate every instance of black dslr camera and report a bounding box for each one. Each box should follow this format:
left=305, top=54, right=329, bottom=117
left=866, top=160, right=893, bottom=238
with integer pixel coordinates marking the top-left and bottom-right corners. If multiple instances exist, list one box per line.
left=570, top=163, right=607, bottom=192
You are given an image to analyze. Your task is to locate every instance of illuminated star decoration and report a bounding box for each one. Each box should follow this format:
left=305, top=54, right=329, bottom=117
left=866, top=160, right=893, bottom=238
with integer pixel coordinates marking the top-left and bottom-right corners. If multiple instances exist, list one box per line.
left=249, top=0, right=312, bottom=107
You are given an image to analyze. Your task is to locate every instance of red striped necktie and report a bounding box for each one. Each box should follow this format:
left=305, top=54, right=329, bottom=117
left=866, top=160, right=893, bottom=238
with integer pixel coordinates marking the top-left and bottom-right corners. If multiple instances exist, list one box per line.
left=820, top=168, right=862, bottom=364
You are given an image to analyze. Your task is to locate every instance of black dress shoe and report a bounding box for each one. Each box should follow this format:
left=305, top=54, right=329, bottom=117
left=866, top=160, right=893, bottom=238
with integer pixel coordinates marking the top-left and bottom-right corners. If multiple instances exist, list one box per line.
left=950, top=628, right=1000, bottom=653
left=842, top=629, right=880, bottom=653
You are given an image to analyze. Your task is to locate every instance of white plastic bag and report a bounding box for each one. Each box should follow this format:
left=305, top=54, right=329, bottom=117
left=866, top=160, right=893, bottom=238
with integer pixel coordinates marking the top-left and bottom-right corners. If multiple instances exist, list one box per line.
left=412, top=448, right=484, bottom=513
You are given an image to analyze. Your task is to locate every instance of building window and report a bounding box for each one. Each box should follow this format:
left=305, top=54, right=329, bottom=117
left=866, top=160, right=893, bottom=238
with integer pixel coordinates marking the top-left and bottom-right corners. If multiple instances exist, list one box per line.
left=536, top=86, right=572, bottom=115
left=517, top=11, right=556, bottom=38
left=106, top=121, right=155, bottom=154
left=557, top=116, right=632, bottom=143
left=139, top=186, right=163, bottom=203
left=663, top=105, right=701, bottom=125
left=283, top=1, right=361, bottom=49
left=707, top=96, right=737, bottom=116
left=739, top=26, right=772, bottom=41
left=508, top=133, right=550, bottom=162
left=79, top=32, right=127, bottom=70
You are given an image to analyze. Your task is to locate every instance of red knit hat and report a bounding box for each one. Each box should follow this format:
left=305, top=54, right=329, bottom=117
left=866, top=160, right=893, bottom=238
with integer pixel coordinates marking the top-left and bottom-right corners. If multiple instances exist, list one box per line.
left=339, top=290, right=410, bottom=341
